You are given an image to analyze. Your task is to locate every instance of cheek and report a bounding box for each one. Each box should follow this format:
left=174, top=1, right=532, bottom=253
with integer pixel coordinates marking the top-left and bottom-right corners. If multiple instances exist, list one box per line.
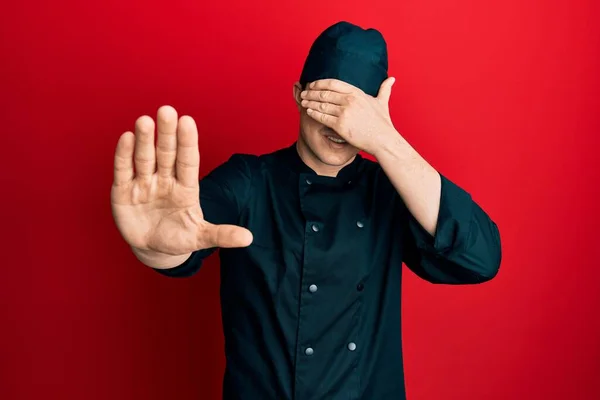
left=300, top=114, right=322, bottom=135
left=300, top=110, right=312, bottom=125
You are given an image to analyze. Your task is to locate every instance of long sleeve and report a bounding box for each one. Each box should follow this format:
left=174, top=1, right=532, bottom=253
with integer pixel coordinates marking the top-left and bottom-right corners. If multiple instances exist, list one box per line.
left=400, top=173, right=502, bottom=284
left=153, top=153, right=255, bottom=278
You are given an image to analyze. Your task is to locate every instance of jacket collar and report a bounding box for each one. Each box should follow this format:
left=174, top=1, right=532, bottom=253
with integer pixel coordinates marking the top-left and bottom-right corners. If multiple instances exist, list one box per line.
left=279, top=142, right=364, bottom=182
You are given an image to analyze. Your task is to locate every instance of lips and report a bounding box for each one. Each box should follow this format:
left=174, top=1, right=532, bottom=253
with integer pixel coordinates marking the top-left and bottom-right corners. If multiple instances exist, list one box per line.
left=326, top=135, right=346, bottom=144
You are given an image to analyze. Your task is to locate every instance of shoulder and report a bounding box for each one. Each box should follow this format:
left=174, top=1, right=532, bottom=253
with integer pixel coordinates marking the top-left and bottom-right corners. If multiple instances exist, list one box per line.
left=223, top=145, right=301, bottom=177
left=356, top=156, right=393, bottom=188
left=359, top=156, right=382, bottom=174
left=203, top=146, right=288, bottom=185
left=217, top=148, right=280, bottom=175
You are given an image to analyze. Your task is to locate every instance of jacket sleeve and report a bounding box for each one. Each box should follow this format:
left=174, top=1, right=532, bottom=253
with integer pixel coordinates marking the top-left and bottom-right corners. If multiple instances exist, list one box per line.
left=400, top=173, right=502, bottom=284
left=153, top=153, right=254, bottom=278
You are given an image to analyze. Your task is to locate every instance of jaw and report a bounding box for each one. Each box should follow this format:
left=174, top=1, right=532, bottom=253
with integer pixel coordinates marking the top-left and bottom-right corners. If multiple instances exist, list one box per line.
left=296, top=134, right=358, bottom=176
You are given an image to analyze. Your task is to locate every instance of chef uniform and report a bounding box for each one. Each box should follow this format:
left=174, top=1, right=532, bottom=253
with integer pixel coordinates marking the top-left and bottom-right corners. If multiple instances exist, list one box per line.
left=155, top=21, right=502, bottom=400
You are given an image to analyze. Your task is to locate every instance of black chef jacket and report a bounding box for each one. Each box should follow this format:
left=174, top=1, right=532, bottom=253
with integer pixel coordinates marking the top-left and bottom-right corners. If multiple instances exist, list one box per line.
left=154, top=143, right=502, bottom=400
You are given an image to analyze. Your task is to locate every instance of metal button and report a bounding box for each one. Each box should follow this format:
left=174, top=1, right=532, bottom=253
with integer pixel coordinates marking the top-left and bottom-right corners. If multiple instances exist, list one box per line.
left=347, top=342, right=357, bottom=351
left=309, top=284, right=318, bottom=293
left=306, top=178, right=312, bottom=185
left=356, top=283, right=364, bottom=292
left=311, top=224, right=320, bottom=232
left=305, top=347, right=314, bottom=356
left=356, top=221, right=364, bottom=228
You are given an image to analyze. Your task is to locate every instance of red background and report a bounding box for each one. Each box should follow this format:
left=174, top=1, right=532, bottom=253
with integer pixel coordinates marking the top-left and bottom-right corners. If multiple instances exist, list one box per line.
left=2, top=0, right=599, bottom=399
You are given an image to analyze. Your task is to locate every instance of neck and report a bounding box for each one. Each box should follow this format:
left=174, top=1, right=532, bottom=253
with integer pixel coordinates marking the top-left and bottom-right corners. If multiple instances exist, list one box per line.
left=295, top=139, right=355, bottom=177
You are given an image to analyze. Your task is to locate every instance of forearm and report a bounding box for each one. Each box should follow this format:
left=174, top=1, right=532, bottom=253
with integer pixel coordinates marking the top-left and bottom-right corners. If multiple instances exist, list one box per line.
left=373, top=131, right=442, bottom=236
left=374, top=131, right=502, bottom=283
left=131, top=246, right=192, bottom=269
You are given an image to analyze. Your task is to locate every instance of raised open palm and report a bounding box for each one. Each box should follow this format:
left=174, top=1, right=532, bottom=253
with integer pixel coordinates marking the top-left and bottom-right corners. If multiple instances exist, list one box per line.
left=111, top=105, right=253, bottom=259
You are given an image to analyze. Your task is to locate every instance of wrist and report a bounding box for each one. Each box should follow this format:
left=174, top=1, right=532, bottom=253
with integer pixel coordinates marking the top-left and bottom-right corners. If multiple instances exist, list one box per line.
left=131, top=246, right=192, bottom=269
left=373, top=129, right=409, bottom=161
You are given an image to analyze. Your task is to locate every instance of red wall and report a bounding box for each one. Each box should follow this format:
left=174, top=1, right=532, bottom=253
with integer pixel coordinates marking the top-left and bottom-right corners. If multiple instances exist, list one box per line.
left=2, top=0, right=599, bottom=399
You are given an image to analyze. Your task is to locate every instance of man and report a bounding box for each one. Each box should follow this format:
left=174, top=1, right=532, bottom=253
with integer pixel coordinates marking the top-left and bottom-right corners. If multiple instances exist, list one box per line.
left=111, top=21, right=501, bottom=400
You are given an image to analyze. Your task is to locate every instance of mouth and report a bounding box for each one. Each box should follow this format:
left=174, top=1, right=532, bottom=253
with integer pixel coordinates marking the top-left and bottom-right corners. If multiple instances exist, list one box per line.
left=326, top=135, right=347, bottom=144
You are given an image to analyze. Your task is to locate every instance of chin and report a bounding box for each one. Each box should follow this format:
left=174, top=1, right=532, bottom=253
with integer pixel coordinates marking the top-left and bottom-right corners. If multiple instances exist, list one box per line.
left=297, top=119, right=360, bottom=169
left=314, top=138, right=359, bottom=166
left=316, top=149, right=355, bottom=166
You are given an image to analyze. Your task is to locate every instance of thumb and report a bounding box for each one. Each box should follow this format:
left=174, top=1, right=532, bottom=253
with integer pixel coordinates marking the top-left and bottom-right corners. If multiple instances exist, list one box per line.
left=377, top=77, right=395, bottom=104
left=199, top=222, right=254, bottom=249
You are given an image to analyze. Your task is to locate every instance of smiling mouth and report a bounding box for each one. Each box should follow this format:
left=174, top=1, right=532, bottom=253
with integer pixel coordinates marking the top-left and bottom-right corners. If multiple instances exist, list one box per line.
left=326, top=136, right=347, bottom=144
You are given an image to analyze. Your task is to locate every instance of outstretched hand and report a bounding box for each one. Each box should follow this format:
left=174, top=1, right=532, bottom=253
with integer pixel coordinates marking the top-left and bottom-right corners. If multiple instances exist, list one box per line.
left=111, top=105, right=253, bottom=257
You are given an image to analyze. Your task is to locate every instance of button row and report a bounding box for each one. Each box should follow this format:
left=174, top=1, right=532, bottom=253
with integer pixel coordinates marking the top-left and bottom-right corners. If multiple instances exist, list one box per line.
left=304, top=210, right=361, bottom=360
left=304, top=342, right=357, bottom=356
left=310, top=221, right=364, bottom=232
left=307, top=283, right=364, bottom=293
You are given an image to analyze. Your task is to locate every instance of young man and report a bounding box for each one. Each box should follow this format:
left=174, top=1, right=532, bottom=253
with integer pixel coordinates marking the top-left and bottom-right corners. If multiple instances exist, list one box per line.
left=111, top=21, right=501, bottom=400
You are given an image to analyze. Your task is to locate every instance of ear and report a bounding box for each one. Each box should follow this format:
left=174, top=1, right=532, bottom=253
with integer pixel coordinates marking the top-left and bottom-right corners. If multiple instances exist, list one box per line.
left=293, top=81, right=304, bottom=111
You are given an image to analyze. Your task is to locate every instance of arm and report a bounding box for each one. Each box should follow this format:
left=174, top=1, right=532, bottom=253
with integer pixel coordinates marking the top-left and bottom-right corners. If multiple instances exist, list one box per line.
left=296, top=77, right=501, bottom=282
left=151, top=153, right=255, bottom=278
left=376, top=134, right=502, bottom=284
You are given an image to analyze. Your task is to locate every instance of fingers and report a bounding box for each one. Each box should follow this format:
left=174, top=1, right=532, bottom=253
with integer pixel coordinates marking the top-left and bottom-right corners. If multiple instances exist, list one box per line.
left=113, top=131, right=135, bottom=185
left=300, top=89, right=347, bottom=105
left=301, top=100, right=342, bottom=116
left=377, top=77, right=395, bottom=104
left=129, top=106, right=199, bottom=186
left=200, top=223, right=253, bottom=249
left=156, top=105, right=178, bottom=178
left=134, top=116, right=156, bottom=179
left=176, top=115, right=200, bottom=188
left=306, top=108, right=338, bottom=130
left=309, top=79, right=355, bottom=93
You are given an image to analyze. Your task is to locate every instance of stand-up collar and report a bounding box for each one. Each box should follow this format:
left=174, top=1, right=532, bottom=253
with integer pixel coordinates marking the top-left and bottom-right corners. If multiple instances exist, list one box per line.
left=278, top=142, right=364, bottom=182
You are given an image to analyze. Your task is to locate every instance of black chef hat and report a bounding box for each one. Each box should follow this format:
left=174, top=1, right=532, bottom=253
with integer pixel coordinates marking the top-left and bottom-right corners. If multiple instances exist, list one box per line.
left=299, top=21, right=388, bottom=97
